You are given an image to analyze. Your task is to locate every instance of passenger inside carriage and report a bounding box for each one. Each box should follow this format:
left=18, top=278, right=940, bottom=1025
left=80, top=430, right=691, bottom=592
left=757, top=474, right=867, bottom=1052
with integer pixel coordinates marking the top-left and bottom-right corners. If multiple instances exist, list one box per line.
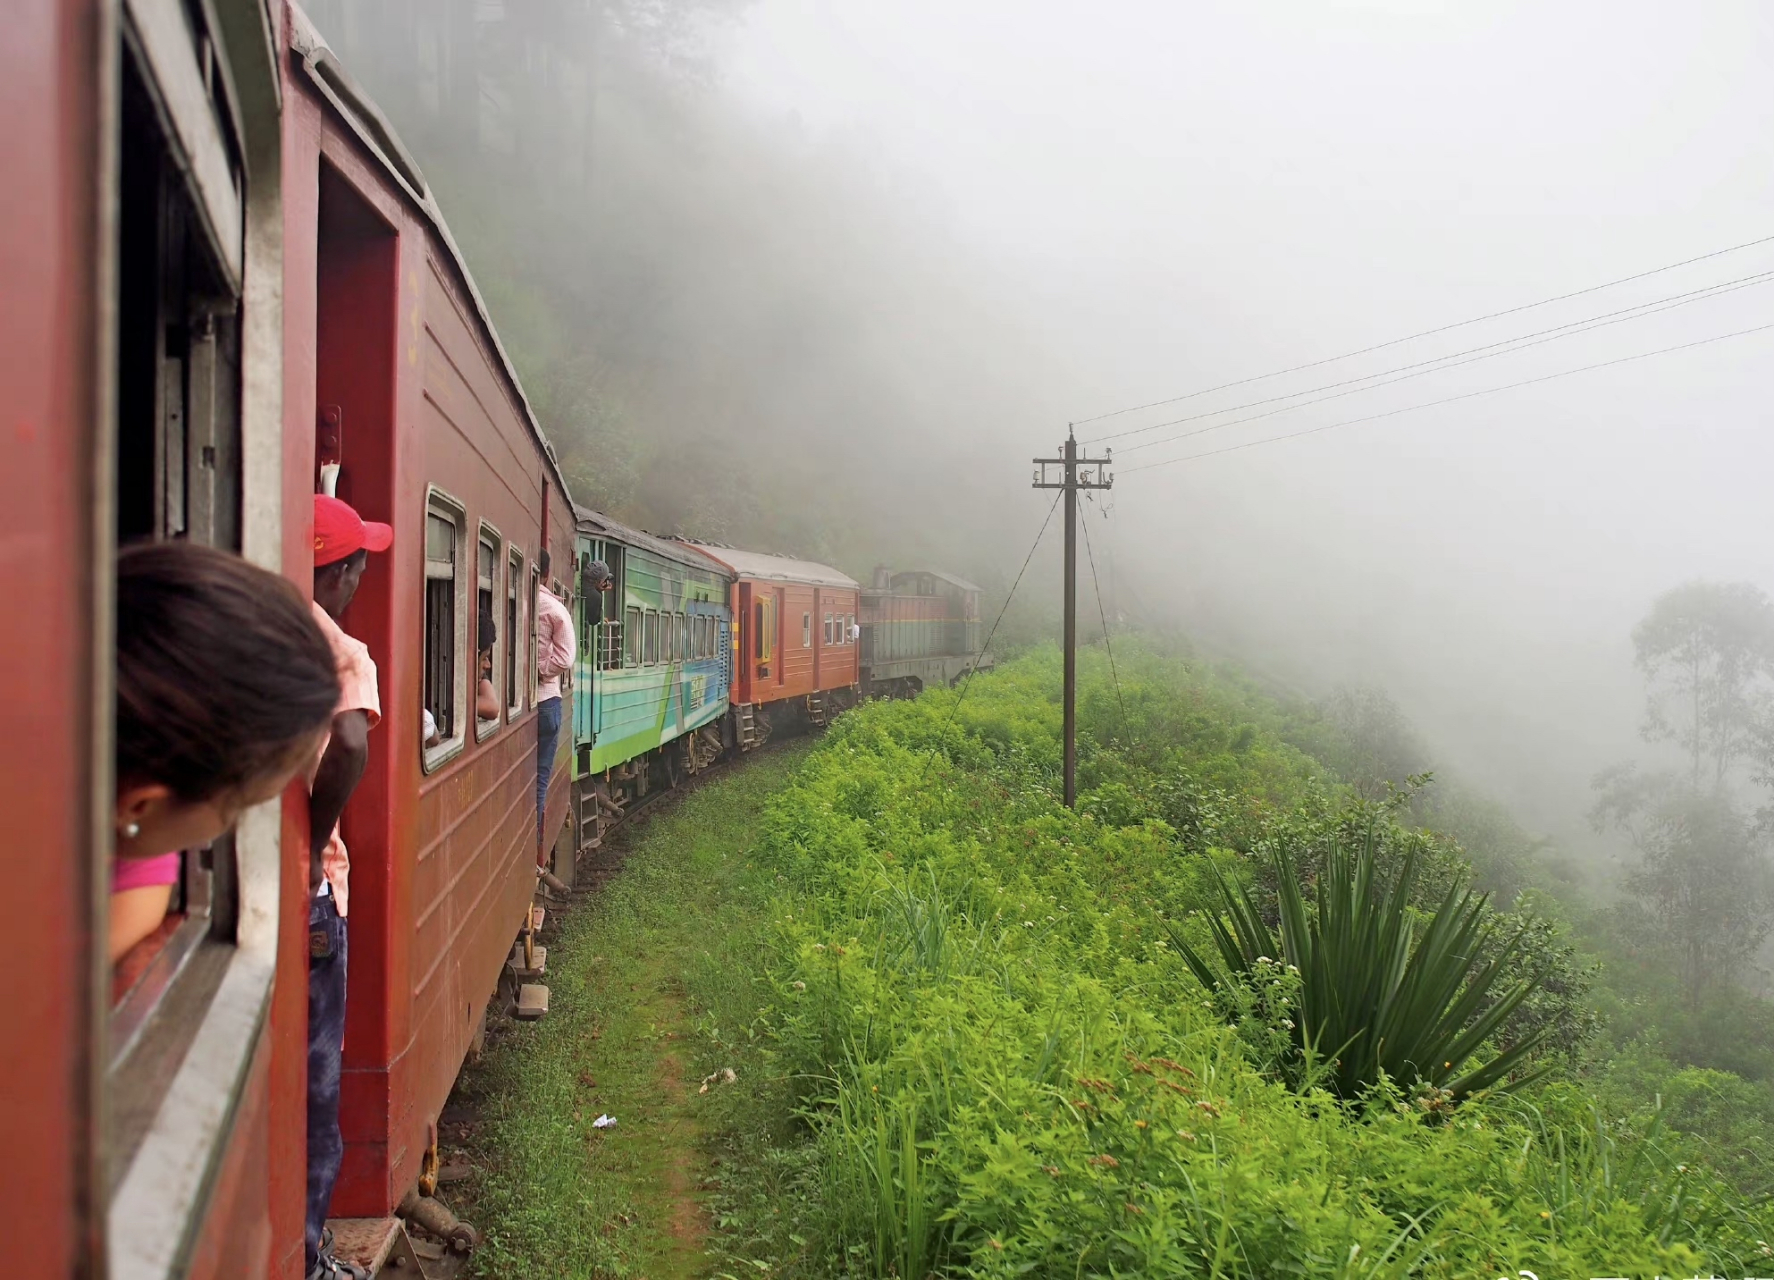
left=111, top=543, right=341, bottom=963
left=477, top=609, right=501, bottom=725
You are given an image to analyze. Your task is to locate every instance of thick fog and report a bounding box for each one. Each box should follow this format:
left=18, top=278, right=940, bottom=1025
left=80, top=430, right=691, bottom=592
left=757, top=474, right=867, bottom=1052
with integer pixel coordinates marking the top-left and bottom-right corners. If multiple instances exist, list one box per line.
left=312, top=0, right=1774, bottom=873
left=728, top=0, right=1774, bottom=865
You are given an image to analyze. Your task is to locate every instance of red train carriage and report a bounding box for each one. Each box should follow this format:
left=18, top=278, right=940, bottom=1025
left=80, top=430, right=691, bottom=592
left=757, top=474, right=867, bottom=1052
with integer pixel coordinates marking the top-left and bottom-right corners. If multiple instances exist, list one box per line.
left=685, top=544, right=861, bottom=746
left=282, top=5, right=577, bottom=1257
left=1, top=1, right=577, bottom=1274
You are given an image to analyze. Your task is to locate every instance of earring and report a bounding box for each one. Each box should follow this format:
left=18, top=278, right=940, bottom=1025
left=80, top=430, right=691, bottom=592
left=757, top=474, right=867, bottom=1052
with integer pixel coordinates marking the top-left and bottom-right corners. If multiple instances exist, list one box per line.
left=122, top=822, right=141, bottom=839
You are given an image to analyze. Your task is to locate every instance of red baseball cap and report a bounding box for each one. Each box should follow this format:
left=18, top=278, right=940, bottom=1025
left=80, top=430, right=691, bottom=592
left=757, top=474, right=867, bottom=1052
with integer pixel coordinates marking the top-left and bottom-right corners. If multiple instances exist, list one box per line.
left=313, top=494, right=393, bottom=567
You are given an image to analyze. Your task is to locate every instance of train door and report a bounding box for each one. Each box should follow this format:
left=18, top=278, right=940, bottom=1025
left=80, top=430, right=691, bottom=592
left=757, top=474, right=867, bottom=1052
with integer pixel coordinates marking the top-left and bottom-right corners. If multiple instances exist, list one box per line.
left=734, top=581, right=751, bottom=705
left=753, top=587, right=777, bottom=690
left=312, top=157, right=401, bottom=1227
left=578, top=539, right=620, bottom=748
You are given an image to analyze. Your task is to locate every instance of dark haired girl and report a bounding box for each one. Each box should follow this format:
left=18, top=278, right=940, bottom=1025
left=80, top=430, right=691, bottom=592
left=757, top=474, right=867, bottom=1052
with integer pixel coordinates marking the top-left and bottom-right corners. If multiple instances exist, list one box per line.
left=111, top=542, right=341, bottom=961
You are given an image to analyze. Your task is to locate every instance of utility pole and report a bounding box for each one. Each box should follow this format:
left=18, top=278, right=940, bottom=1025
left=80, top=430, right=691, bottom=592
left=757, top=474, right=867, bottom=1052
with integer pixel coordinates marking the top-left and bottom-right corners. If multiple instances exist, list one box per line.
left=1033, top=429, right=1113, bottom=807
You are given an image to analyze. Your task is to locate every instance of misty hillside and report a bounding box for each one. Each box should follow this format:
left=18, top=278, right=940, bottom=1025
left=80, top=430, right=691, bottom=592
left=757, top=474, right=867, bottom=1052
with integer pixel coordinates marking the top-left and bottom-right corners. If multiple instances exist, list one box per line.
left=305, top=0, right=1068, bottom=607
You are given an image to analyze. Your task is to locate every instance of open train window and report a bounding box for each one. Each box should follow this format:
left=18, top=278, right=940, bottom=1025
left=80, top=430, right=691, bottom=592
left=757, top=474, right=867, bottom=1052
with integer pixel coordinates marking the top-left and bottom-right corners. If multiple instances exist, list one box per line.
left=803, top=612, right=813, bottom=648
left=755, top=597, right=776, bottom=677
left=643, top=610, right=660, bottom=665
left=424, top=491, right=467, bottom=771
left=476, top=524, right=503, bottom=740
left=105, top=1, right=263, bottom=1223
left=507, top=547, right=525, bottom=716
left=824, top=613, right=834, bottom=646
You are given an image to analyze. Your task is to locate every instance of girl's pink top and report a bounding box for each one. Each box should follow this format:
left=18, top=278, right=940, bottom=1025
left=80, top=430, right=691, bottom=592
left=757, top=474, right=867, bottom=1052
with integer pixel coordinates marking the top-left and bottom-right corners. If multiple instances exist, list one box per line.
left=113, top=852, right=181, bottom=893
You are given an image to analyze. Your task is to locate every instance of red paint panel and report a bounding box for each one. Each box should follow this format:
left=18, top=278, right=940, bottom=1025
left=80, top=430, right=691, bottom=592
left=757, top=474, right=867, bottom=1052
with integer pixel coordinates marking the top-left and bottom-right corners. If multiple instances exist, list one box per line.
left=0, top=1, right=101, bottom=1273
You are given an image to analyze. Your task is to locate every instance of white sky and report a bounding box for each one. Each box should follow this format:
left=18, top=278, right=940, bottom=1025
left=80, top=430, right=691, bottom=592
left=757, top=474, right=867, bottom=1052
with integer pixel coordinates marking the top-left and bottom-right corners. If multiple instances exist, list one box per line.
left=720, top=0, right=1774, bottom=844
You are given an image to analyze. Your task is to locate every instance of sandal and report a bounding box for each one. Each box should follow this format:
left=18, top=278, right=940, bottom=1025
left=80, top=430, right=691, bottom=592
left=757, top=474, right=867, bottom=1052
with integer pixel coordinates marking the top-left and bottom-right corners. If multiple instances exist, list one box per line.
left=308, top=1229, right=370, bottom=1280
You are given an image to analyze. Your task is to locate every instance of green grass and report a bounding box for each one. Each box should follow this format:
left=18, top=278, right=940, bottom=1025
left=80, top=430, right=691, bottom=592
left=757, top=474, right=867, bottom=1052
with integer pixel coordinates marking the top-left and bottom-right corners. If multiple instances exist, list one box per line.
left=451, top=743, right=817, bottom=1279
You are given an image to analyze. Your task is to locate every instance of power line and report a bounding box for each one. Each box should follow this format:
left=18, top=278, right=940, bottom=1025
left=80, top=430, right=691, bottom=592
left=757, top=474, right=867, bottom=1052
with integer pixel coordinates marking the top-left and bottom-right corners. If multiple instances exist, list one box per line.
left=1123, top=319, right=1774, bottom=475
left=1094, top=268, right=1774, bottom=448
left=1072, top=230, right=1774, bottom=428
left=1079, top=498, right=1131, bottom=747
left=940, top=492, right=1062, bottom=734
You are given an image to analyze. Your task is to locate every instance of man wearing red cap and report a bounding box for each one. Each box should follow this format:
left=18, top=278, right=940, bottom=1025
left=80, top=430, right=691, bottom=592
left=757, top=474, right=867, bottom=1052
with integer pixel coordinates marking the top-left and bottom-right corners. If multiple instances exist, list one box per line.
left=304, top=494, right=392, bottom=1280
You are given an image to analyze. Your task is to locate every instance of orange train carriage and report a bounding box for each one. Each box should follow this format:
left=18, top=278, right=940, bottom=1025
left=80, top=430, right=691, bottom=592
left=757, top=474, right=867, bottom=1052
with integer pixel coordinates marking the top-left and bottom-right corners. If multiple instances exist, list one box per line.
left=684, top=543, right=862, bottom=747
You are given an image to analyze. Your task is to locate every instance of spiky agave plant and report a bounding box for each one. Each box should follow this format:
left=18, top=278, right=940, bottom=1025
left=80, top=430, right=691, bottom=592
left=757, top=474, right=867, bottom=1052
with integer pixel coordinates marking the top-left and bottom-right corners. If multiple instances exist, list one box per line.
left=1172, top=829, right=1553, bottom=1101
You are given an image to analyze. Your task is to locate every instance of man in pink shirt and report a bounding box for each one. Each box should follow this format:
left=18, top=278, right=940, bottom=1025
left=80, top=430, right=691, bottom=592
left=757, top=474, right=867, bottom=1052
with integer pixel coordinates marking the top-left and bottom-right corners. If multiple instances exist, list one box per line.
left=534, top=551, right=610, bottom=866
left=305, top=495, right=390, bottom=1280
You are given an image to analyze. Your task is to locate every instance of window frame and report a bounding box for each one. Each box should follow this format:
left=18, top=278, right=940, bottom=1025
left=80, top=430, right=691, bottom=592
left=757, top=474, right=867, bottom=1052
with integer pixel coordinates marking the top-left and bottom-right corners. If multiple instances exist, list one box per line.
left=506, top=545, right=525, bottom=718
left=529, top=564, right=541, bottom=705
left=643, top=609, right=659, bottom=665
left=802, top=611, right=812, bottom=649
left=423, top=487, right=469, bottom=773
left=475, top=522, right=504, bottom=741
left=625, top=605, right=643, bottom=668
left=677, top=612, right=689, bottom=664
left=104, top=12, right=287, bottom=1252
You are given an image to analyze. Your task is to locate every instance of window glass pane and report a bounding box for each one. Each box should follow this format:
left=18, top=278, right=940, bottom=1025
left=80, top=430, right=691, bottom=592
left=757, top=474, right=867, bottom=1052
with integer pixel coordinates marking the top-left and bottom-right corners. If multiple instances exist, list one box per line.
left=625, top=606, right=642, bottom=666
left=802, top=613, right=811, bottom=648
left=424, top=498, right=462, bottom=754
left=426, top=514, right=454, bottom=569
left=425, top=577, right=455, bottom=739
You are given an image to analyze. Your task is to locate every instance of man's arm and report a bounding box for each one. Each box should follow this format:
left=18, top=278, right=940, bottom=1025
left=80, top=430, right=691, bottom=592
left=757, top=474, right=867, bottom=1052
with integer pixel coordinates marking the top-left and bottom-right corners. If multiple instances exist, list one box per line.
left=308, top=709, right=370, bottom=893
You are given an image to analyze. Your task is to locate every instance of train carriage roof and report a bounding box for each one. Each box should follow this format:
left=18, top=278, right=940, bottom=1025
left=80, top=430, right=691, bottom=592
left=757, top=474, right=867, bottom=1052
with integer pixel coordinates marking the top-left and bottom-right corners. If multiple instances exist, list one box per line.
left=575, top=506, right=727, bottom=576
left=891, top=568, right=983, bottom=594
left=682, top=543, right=859, bottom=591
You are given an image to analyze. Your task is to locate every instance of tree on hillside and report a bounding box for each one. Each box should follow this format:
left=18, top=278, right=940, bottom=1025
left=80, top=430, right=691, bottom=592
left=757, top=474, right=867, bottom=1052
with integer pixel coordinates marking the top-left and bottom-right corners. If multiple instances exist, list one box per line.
left=1592, top=582, right=1774, bottom=1007
left=1321, top=685, right=1431, bottom=802
left=1634, top=581, right=1774, bottom=789
left=1592, top=766, right=1772, bottom=1007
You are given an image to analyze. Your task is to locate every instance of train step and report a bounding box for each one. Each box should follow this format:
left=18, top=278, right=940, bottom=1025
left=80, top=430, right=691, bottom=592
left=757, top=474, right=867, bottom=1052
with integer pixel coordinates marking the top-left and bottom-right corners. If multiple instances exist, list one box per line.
left=514, top=983, right=550, bottom=1020
left=325, top=1216, right=421, bottom=1276
left=508, top=942, right=547, bottom=981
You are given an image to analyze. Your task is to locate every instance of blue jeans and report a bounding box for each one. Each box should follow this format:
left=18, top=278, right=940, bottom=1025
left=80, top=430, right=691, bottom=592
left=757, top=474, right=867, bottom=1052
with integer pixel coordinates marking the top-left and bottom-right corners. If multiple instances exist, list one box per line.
left=305, top=893, right=348, bottom=1273
left=536, top=695, right=563, bottom=860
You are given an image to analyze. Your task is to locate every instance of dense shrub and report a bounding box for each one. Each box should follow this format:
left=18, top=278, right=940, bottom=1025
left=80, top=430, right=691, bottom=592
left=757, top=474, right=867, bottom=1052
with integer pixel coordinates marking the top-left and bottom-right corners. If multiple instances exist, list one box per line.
left=743, top=647, right=1774, bottom=1276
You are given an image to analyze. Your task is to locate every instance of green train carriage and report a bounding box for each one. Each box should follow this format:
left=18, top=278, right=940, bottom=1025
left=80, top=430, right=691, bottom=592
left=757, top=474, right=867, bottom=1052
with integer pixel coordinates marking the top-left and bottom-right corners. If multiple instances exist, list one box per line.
left=565, top=507, right=733, bottom=862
